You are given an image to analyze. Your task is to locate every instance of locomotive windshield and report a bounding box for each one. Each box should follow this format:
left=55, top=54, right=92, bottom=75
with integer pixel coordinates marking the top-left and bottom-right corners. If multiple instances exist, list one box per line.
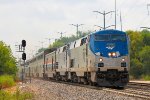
left=95, top=34, right=109, bottom=41
left=111, top=34, right=126, bottom=41
left=95, top=34, right=126, bottom=41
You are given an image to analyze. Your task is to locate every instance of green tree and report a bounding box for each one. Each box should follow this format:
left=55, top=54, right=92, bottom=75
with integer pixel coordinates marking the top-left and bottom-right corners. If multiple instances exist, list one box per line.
left=49, top=31, right=90, bottom=49
left=0, top=41, right=17, bottom=75
left=130, top=58, right=143, bottom=78
left=127, top=30, right=143, bottom=59
left=139, top=46, right=150, bottom=75
left=37, top=48, right=47, bottom=53
left=141, top=30, right=150, bottom=46
left=127, top=30, right=150, bottom=79
left=127, top=30, right=144, bottom=78
left=51, top=40, right=65, bottom=48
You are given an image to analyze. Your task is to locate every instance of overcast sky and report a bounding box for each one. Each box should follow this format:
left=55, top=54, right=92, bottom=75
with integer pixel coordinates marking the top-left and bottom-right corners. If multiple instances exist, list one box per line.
left=0, top=0, right=149, bottom=59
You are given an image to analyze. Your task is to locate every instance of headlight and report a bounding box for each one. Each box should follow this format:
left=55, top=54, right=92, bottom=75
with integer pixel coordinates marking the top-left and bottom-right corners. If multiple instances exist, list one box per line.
left=99, top=58, right=103, bottom=62
left=112, top=52, right=116, bottom=56
left=122, top=58, right=125, bottom=62
left=108, top=53, right=111, bottom=56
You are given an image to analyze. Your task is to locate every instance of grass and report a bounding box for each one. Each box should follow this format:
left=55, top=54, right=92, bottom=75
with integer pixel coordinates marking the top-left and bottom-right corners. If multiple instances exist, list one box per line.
left=0, top=74, right=34, bottom=100
left=0, top=75, right=15, bottom=89
left=130, top=74, right=150, bottom=81
left=0, top=89, right=33, bottom=100
left=142, top=75, right=150, bottom=81
left=129, top=75, right=135, bottom=80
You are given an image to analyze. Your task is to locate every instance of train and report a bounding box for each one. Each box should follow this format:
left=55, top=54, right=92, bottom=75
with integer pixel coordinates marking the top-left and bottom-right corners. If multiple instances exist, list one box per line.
left=20, top=29, right=130, bottom=88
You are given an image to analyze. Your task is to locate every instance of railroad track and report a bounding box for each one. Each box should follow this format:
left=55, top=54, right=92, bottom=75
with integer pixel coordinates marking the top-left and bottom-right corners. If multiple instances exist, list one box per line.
left=128, top=82, right=150, bottom=88
left=25, top=78, right=150, bottom=100
left=103, top=88, right=150, bottom=100
left=127, top=82, right=150, bottom=93
left=105, top=82, right=150, bottom=99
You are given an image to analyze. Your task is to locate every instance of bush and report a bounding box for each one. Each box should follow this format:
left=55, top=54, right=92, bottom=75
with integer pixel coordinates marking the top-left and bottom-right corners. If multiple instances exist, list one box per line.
left=0, top=75, right=15, bottom=89
left=142, top=75, right=150, bottom=81
left=0, top=89, right=33, bottom=100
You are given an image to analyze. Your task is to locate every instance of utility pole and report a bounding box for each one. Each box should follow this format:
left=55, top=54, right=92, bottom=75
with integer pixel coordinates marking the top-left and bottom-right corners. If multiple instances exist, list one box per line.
left=45, top=38, right=51, bottom=46
left=120, top=11, right=123, bottom=31
left=70, top=24, right=84, bottom=37
left=140, top=4, right=150, bottom=30
left=58, top=32, right=66, bottom=38
left=115, top=0, right=117, bottom=29
left=147, top=4, right=150, bottom=15
left=60, top=32, right=63, bottom=38
left=93, top=11, right=114, bottom=30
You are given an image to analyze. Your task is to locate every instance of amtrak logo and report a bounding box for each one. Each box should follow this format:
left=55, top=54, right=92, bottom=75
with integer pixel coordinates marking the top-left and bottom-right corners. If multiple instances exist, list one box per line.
left=95, top=52, right=100, bottom=56
left=106, top=43, right=115, bottom=50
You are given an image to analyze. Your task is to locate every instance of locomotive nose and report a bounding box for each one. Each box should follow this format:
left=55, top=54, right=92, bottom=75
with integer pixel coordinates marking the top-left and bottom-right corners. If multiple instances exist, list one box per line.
left=106, top=69, right=119, bottom=82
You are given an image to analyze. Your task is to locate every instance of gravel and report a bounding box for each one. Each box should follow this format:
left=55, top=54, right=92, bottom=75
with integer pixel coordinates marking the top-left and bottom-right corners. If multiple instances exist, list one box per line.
left=19, top=78, right=143, bottom=100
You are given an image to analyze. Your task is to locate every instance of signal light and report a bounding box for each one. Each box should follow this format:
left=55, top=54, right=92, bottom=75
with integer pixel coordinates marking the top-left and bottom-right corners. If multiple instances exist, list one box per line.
left=22, top=53, right=26, bottom=60
left=22, top=40, right=26, bottom=47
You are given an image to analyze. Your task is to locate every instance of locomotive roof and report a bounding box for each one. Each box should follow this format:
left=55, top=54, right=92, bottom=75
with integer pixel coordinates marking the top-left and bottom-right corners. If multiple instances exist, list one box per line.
left=92, top=29, right=126, bottom=35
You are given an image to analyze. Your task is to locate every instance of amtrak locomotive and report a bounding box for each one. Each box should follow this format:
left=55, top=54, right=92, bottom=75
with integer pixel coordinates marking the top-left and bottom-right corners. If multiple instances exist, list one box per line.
left=22, top=29, right=129, bottom=88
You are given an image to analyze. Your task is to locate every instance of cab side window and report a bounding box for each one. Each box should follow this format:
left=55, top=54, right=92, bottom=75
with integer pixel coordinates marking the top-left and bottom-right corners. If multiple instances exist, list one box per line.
left=80, top=38, right=87, bottom=46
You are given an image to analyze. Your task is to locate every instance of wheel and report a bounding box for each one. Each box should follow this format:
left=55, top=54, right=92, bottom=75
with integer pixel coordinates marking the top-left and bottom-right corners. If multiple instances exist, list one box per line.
left=83, top=79, right=88, bottom=85
left=89, top=81, right=94, bottom=86
left=115, top=86, right=124, bottom=90
left=71, top=73, right=78, bottom=83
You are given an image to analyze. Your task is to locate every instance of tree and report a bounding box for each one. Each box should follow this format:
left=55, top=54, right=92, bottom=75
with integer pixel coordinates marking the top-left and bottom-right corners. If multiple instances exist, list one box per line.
left=127, top=30, right=150, bottom=79
left=51, top=41, right=64, bottom=48
left=0, top=41, right=17, bottom=75
left=48, top=31, right=91, bottom=49
left=127, top=30, right=143, bottom=59
left=141, top=30, right=150, bottom=46
left=130, top=58, right=143, bottom=78
left=139, top=46, right=150, bottom=75
left=37, top=48, right=47, bottom=53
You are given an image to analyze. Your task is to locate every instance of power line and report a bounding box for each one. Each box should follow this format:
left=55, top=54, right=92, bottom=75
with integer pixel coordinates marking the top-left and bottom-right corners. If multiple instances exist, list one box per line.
left=94, top=25, right=103, bottom=30
left=94, top=25, right=115, bottom=30
left=70, top=24, right=84, bottom=37
left=140, top=27, right=150, bottom=29
left=93, top=11, right=115, bottom=30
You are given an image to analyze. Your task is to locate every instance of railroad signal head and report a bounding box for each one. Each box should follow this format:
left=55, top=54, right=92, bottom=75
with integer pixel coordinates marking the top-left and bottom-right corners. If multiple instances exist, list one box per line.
left=22, top=53, right=26, bottom=60
left=22, top=40, right=26, bottom=47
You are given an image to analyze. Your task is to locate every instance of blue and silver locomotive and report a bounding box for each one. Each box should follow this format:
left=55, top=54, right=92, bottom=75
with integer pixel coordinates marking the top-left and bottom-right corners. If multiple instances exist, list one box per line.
left=89, top=29, right=129, bottom=87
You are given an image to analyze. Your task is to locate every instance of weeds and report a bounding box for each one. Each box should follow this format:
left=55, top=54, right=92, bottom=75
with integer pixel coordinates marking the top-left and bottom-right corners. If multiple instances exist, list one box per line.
left=0, top=75, right=15, bottom=89
left=142, top=75, right=150, bottom=81
left=0, top=89, right=33, bottom=100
